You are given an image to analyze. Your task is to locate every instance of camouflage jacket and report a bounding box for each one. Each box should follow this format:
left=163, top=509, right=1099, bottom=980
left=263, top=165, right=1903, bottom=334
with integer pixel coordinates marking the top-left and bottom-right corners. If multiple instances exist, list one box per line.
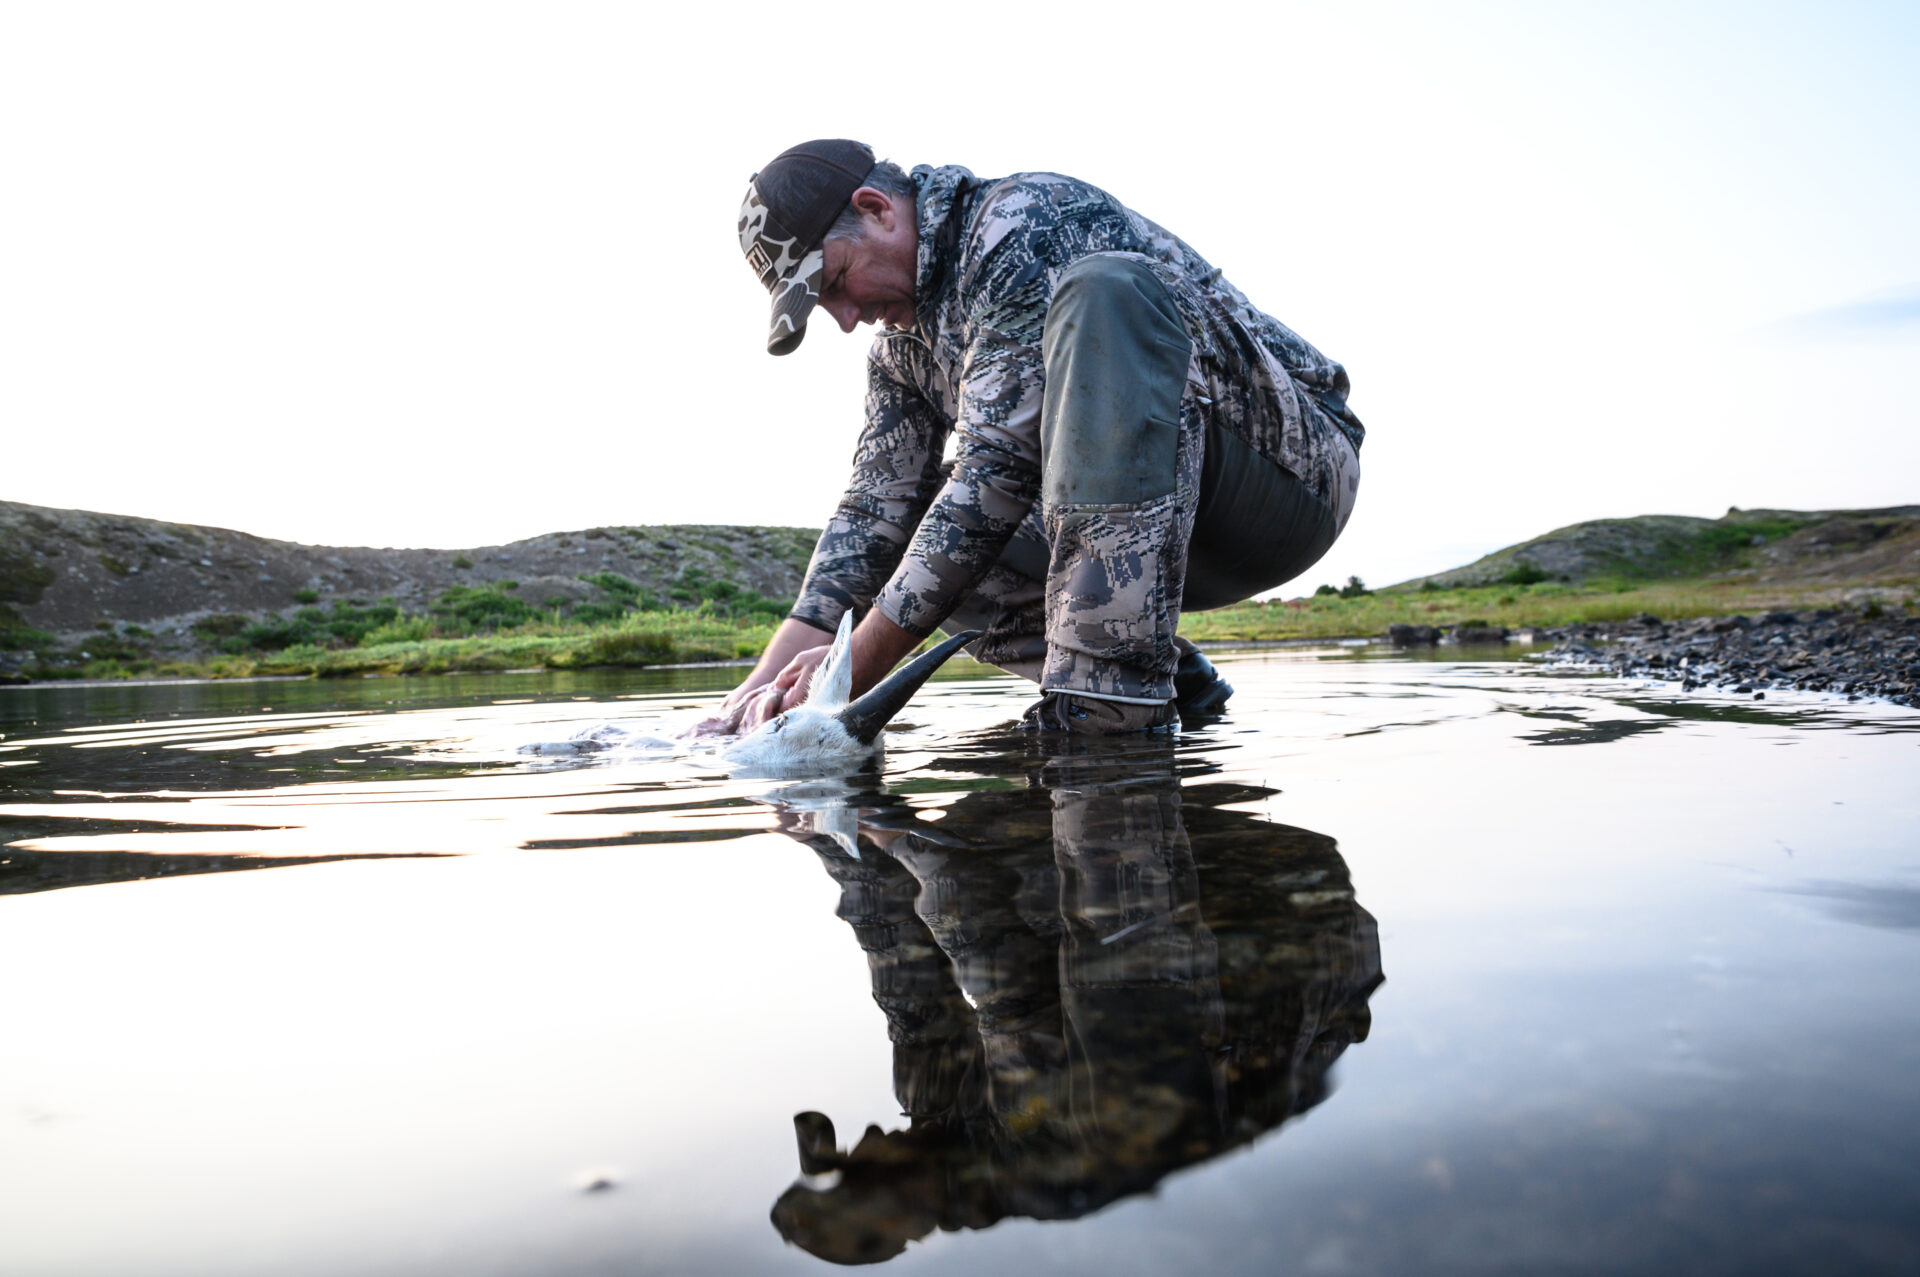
left=792, top=165, right=1364, bottom=638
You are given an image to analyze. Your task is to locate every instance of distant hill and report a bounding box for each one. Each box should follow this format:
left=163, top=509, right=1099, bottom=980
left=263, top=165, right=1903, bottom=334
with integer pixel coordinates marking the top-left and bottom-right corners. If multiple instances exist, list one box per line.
left=1393, top=506, right=1920, bottom=591
left=0, top=498, right=817, bottom=647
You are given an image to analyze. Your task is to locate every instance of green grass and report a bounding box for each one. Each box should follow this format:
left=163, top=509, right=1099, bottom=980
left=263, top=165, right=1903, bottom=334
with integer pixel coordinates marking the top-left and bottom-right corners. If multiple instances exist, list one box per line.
left=12, top=571, right=801, bottom=680
left=1179, top=576, right=1916, bottom=643
left=240, top=610, right=777, bottom=677
left=13, top=558, right=1915, bottom=683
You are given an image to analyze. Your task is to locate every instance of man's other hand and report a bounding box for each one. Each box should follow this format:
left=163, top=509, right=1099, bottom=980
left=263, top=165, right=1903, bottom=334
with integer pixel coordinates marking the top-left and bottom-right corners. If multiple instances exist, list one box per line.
left=687, top=641, right=831, bottom=736
left=741, top=645, right=831, bottom=730
left=684, top=616, right=839, bottom=738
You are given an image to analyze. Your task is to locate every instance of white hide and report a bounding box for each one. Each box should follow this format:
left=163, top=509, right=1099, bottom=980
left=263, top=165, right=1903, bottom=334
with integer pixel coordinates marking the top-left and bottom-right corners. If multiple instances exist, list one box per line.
left=721, top=612, right=869, bottom=776
left=518, top=722, right=679, bottom=757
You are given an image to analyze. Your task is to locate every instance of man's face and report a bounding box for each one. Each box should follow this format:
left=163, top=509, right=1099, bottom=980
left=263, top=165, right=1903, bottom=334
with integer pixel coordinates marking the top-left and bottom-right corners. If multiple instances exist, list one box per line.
left=817, top=187, right=918, bottom=335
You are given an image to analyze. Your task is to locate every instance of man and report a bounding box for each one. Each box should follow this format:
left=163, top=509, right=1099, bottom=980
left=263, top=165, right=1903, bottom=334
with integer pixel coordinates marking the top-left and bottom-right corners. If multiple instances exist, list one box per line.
left=716, top=139, right=1363, bottom=736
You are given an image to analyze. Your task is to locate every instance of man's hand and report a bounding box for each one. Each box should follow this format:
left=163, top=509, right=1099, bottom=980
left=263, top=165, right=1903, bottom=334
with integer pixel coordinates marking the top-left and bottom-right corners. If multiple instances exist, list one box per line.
left=684, top=616, right=835, bottom=739
left=685, top=676, right=792, bottom=739
left=684, top=610, right=924, bottom=738
left=740, top=644, right=831, bottom=730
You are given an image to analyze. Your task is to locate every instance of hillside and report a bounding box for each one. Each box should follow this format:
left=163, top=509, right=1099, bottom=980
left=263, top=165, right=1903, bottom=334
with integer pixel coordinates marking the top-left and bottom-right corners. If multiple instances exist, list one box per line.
left=1393, top=506, right=1920, bottom=592
left=6, top=498, right=1917, bottom=684
left=1, top=499, right=817, bottom=678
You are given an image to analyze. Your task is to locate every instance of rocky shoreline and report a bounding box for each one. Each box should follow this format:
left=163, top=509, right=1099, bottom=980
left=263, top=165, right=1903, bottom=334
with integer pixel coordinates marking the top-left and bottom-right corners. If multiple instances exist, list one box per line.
left=1387, top=612, right=1920, bottom=707
left=1540, top=611, right=1920, bottom=707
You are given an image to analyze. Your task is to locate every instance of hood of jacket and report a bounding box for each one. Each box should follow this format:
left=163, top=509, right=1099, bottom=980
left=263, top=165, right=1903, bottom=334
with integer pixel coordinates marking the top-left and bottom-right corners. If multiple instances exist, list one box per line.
left=908, top=164, right=980, bottom=333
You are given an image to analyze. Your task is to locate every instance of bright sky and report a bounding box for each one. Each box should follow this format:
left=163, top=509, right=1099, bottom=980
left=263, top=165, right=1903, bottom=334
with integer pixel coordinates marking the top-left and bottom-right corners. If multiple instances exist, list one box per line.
left=3, top=1, right=1915, bottom=591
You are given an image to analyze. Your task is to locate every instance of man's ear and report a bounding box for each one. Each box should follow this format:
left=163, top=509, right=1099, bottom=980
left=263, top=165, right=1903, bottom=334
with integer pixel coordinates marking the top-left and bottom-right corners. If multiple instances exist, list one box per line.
left=847, top=186, right=894, bottom=231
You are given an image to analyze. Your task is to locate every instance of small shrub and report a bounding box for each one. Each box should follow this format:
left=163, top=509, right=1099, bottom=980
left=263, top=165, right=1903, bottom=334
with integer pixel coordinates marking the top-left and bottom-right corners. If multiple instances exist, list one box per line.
left=579, top=571, right=643, bottom=604
left=362, top=617, right=432, bottom=645
left=1502, top=562, right=1549, bottom=585
left=1338, top=576, right=1371, bottom=599
left=1314, top=583, right=1339, bottom=597
left=192, top=613, right=251, bottom=643
left=221, top=598, right=407, bottom=652
left=450, top=554, right=474, bottom=570
left=82, top=658, right=143, bottom=679
left=570, top=600, right=632, bottom=626
left=563, top=628, right=677, bottom=666
left=1697, top=518, right=1805, bottom=557
left=294, top=588, right=320, bottom=604
left=0, top=617, right=54, bottom=651
left=431, top=585, right=534, bottom=633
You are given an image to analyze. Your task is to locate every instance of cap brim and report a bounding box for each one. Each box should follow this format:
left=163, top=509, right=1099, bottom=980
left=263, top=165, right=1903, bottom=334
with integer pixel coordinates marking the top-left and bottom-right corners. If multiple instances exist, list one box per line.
left=767, top=246, right=826, bottom=356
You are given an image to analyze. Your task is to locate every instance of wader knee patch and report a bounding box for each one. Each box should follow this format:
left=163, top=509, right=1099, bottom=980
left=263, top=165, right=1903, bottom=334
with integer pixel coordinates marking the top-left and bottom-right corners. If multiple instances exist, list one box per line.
left=1041, top=256, right=1193, bottom=510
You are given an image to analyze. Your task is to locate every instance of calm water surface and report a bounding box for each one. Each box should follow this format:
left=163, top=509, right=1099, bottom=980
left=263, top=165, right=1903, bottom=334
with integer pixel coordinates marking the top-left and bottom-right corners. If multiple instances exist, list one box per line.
left=2, top=651, right=1917, bottom=1275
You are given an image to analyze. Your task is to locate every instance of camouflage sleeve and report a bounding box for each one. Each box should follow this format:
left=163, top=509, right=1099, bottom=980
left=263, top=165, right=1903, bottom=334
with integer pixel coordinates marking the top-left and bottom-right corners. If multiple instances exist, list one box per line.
left=873, top=259, right=1051, bottom=637
left=789, top=332, right=952, bottom=632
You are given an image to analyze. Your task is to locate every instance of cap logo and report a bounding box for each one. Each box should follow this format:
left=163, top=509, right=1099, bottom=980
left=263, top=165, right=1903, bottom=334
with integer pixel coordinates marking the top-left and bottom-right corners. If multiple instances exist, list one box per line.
left=746, top=242, right=773, bottom=283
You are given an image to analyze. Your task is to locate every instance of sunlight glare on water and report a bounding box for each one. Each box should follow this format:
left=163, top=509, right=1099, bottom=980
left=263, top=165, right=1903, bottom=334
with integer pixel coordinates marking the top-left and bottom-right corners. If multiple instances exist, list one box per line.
left=2, top=650, right=1917, bottom=1276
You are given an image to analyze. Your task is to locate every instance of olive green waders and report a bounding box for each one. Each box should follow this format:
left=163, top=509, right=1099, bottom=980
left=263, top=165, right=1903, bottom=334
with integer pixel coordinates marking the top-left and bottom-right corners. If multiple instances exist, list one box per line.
left=943, top=254, right=1344, bottom=707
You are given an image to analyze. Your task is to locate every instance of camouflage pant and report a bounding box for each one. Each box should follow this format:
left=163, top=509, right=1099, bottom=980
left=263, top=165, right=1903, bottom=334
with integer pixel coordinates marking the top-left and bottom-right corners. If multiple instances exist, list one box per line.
left=944, top=254, right=1348, bottom=703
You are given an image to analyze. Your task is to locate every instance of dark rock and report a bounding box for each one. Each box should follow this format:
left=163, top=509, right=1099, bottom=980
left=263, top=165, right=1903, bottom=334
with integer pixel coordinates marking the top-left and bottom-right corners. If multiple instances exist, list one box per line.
left=1387, top=624, right=1441, bottom=647
left=1452, top=625, right=1510, bottom=645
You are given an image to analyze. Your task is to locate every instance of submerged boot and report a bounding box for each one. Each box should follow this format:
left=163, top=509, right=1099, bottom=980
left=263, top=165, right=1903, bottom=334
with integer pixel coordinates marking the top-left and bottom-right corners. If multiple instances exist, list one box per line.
left=1173, top=648, right=1234, bottom=722
left=1021, top=692, right=1177, bottom=736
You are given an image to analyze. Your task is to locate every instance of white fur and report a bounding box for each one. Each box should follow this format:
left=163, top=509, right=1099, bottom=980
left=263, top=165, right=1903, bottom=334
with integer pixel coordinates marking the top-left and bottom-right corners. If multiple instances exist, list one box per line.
left=721, top=612, right=870, bottom=777
left=808, top=610, right=856, bottom=710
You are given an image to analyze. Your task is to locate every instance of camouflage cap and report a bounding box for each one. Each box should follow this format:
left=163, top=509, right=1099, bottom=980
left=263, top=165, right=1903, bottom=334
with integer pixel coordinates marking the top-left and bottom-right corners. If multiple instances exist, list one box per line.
left=738, top=139, right=875, bottom=356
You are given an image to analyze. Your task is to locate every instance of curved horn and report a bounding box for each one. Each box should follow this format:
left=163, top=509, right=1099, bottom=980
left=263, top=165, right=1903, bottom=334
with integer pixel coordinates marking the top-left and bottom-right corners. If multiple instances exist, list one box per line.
left=835, top=630, right=982, bottom=745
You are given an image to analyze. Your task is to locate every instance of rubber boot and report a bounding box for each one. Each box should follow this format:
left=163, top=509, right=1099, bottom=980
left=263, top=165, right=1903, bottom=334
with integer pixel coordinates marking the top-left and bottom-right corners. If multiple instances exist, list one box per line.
left=1172, top=648, right=1234, bottom=723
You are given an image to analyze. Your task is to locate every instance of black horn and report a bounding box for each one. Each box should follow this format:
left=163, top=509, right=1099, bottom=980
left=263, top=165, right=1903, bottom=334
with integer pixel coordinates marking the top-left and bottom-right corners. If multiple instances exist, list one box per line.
left=835, top=630, right=982, bottom=745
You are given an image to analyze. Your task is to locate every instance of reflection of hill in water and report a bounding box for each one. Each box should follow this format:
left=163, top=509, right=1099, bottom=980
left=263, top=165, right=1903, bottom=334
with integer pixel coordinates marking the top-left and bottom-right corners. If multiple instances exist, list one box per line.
left=768, top=754, right=1383, bottom=1266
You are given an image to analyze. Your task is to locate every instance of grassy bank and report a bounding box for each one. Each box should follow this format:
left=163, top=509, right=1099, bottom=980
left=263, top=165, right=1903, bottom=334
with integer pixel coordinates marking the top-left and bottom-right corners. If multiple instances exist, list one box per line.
left=11, top=570, right=1917, bottom=683
left=1180, top=576, right=1917, bottom=644
left=246, top=611, right=778, bottom=677
left=5, top=574, right=792, bottom=681
left=21, top=610, right=782, bottom=681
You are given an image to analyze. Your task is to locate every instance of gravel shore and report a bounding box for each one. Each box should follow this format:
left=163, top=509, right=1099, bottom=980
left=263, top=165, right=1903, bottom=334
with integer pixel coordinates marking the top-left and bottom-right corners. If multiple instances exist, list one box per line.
left=1540, top=610, right=1920, bottom=707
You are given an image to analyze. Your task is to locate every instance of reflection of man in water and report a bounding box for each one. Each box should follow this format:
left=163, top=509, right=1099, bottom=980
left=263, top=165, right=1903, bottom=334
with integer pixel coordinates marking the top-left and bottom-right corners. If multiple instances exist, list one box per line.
left=767, top=753, right=1383, bottom=1265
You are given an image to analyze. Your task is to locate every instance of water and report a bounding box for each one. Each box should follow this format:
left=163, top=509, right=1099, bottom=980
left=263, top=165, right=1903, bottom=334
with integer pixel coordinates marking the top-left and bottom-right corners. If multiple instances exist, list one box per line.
left=2, top=651, right=1917, bottom=1276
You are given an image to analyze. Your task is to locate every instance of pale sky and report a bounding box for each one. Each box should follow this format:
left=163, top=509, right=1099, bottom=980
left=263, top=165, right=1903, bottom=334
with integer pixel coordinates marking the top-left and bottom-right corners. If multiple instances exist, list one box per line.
left=3, top=1, right=1915, bottom=592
